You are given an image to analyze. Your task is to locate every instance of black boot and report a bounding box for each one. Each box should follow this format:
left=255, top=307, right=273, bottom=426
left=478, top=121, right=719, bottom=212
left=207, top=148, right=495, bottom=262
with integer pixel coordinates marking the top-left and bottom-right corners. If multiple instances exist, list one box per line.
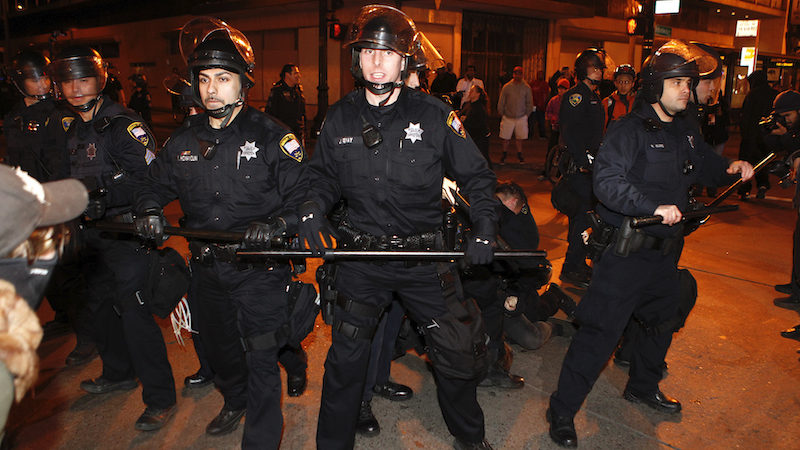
left=500, top=152, right=507, bottom=164
left=517, top=152, right=524, bottom=162
left=356, top=400, right=380, bottom=436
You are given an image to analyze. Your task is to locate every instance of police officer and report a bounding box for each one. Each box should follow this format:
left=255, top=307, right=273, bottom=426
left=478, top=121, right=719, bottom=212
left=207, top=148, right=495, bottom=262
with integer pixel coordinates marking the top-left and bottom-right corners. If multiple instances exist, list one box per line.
left=134, top=18, right=308, bottom=448
left=299, top=5, right=497, bottom=449
left=49, top=45, right=177, bottom=431
left=557, top=48, right=606, bottom=288
left=546, top=40, right=753, bottom=448
left=265, top=64, right=305, bottom=146
left=127, top=73, right=152, bottom=127
left=613, top=42, right=724, bottom=368
left=3, top=50, right=71, bottom=181
left=603, top=64, right=636, bottom=129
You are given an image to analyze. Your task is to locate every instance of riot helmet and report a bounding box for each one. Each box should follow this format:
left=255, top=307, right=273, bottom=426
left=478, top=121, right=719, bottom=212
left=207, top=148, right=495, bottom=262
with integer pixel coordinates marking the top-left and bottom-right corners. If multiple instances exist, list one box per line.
left=614, top=64, right=636, bottom=80
left=9, top=50, right=52, bottom=100
left=346, top=5, right=420, bottom=95
left=408, top=32, right=444, bottom=73
left=575, top=48, right=607, bottom=84
left=639, top=40, right=715, bottom=115
left=49, top=46, right=108, bottom=112
left=181, top=17, right=255, bottom=121
left=163, top=73, right=195, bottom=109
left=690, top=42, right=722, bottom=80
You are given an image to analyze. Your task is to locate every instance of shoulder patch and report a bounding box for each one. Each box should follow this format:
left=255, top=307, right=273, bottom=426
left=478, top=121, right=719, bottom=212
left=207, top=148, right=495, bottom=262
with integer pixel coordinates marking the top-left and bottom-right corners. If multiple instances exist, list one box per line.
left=279, top=133, right=304, bottom=162
left=569, top=93, right=582, bottom=107
left=446, top=111, right=466, bottom=139
left=126, top=122, right=150, bottom=147
left=61, top=117, right=74, bottom=132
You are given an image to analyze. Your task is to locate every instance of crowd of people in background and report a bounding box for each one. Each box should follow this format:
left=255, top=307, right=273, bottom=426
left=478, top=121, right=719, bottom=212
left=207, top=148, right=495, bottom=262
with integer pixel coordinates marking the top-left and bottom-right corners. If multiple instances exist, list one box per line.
left=1, top=7, right=799, bottom=449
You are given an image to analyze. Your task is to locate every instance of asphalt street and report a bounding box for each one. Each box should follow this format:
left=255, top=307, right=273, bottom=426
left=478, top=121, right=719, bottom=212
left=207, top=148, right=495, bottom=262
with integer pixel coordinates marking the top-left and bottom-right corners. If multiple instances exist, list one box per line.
left=5, top=118, right=800, bottom=449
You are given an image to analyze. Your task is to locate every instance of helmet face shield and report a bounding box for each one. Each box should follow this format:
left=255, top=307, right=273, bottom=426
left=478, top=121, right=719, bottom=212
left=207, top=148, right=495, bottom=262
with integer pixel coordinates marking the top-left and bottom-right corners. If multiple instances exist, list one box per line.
left=409, top=32, right=445, bottom=72
left=180, top=17, right=254, bottom=71
left=347, top=5, right=420, bottom=96
left=10, top=51, right=52, bottom=99
left=652, top=40, right=714, bottom=80
left=181, top=16, right=255, bottom=115
left=346, top=5, right=419, bottom=56
left=49, top=47, right=107, bottom=88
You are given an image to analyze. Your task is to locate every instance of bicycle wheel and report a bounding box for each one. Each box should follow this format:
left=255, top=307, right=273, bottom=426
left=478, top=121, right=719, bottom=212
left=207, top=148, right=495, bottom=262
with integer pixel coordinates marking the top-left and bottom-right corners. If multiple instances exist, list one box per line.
left=544, top=145, right=563, bottom=185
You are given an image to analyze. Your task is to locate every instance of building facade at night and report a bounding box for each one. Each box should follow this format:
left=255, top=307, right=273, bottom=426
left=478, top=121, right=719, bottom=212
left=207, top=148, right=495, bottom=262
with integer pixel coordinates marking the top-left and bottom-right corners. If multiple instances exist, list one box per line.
left=2, top=0, right=796, bottom=118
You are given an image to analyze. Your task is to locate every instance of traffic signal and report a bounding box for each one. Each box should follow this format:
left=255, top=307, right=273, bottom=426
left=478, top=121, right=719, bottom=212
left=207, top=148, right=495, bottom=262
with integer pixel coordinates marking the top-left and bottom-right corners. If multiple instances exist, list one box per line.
left=329, top=22, right=347, bottom=40
left=626, top=15, right=644, bottom=36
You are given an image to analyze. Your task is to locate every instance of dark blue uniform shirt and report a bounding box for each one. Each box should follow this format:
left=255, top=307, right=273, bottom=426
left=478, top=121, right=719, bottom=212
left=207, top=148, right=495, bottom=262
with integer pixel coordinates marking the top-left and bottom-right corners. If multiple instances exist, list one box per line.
left=3, top=98, right=73, bottom=181
left=559, top=81, right=605, bottom=169
left=594, top=104, right=732, bottom=237
left=67, top=96, right=155, bottom=215
left=308, top=87, right=497, bottom=238
left=136, top=106, right=308, bottom=233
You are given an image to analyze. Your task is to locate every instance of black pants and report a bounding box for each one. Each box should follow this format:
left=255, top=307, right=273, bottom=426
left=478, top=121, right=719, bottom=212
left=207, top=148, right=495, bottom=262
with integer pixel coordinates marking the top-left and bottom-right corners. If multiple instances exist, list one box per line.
left=185, top=283, right=306, bottom=383
left=190, top=260, right=294, bottom=449
left=83, top=230, right=176, bottom=409
left=563, top=172, right=594, bottom=273
left=550, top=246, right=680, bottom=418
left=317, top=261, right=485, bottom=449
left=361, top=299, right=405, bottom=402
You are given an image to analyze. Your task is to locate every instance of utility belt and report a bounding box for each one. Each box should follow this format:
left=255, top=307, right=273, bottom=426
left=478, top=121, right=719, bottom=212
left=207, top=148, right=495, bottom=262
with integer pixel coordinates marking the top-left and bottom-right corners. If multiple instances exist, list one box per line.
left=188, top=241, right=278, bottom=270
left=585, top=211, right=681, bottom=259
left=337, top=219, right=443, bottom=251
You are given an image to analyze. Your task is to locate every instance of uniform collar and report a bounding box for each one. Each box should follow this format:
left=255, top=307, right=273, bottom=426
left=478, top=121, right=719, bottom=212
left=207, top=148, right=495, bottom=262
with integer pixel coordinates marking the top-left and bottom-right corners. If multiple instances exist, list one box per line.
left=202, top=104, right=249, bottom=136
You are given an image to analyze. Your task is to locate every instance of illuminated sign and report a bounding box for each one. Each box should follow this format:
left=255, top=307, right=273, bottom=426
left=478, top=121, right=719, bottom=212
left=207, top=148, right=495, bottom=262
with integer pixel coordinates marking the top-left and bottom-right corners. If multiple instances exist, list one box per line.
left=655, top=0, right=680, bottom=14
left=735, top=20, right=759, bottom=37
left=740, top=47, right=757, bottom=75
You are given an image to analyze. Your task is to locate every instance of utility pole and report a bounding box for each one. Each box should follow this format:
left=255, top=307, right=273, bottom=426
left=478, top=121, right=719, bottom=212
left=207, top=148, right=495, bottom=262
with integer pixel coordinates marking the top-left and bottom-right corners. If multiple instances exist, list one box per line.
left=641, top=0, right=655, bottom=64
left=313, top=0, right=329, bottom=137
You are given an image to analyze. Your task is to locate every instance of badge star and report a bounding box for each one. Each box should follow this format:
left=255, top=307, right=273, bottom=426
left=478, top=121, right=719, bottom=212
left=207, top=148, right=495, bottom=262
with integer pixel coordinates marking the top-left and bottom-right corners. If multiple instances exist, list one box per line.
left=404, top=122, right=423, bottom=143
left=86, top=143, right=97, bottom=160
left=239, top=141, right=259, bottom=161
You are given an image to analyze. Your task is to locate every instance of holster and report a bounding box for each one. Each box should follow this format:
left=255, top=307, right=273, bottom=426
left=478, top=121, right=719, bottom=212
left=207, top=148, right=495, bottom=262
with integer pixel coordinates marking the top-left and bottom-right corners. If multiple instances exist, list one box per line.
left=585, top=211, right=616, bottom=260
left=612, top=217, right=680, bottom=257
left=315, top=263, right=338, bottom=324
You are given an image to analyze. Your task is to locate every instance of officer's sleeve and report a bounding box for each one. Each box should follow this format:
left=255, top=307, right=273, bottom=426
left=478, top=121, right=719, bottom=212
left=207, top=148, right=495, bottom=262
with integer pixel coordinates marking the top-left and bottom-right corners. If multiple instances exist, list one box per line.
left=559, top=91, right=588, bottom=166
left=42, top=109, right=71, bottom=181
left=695, top=138, right=737, bottom=188
left=265, top=87, right=277, bottom=115
left=271, top=130, right=309, bottom=234
left=106, top=119, right=157, bottom=209
left=306, top=116, right=343, bottom=215
left=593, top=120, right=659, bottom=216
left=441, top=110, right=497, bottom=237
left=135, top=137, right=180, bottom=213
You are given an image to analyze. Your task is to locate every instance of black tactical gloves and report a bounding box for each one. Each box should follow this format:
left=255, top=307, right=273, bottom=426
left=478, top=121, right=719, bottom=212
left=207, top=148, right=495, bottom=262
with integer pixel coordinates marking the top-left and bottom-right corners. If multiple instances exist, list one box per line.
left=134, top=208, right=168, bottom=246
left=243, top=218, right=287, bottom=249
left=465, top=235, right=495, bottom=265
left=298, top=200, right=338, bottom=255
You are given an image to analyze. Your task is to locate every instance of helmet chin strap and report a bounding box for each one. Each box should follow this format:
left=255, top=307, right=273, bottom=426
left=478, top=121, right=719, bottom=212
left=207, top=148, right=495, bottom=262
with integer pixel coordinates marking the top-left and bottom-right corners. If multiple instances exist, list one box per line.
left=73, top=93, right=102, bottom=113
left=207, top=98, right=244, bottom=128
left=28, top=92, right=53, bottom=101
left=657, top=99, right=676, bottom=118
